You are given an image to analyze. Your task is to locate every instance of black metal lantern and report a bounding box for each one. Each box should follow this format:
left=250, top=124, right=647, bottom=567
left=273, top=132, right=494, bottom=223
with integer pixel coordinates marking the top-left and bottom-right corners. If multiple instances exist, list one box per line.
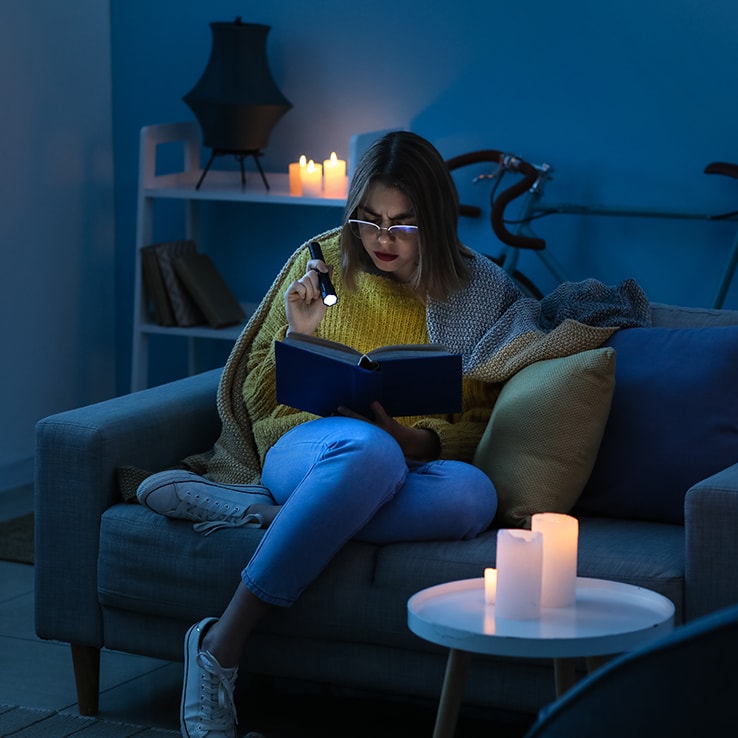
left=183, top=18, right=292, bottom=190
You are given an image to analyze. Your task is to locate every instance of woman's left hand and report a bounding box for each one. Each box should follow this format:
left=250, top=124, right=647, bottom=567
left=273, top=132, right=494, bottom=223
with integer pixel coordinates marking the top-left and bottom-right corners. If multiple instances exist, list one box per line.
left=336, top=401, right=440, bottom=462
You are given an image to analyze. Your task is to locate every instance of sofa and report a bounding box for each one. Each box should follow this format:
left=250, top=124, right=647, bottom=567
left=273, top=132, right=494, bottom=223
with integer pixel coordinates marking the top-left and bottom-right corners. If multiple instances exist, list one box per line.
left=34, top=301, right=738, bottom=718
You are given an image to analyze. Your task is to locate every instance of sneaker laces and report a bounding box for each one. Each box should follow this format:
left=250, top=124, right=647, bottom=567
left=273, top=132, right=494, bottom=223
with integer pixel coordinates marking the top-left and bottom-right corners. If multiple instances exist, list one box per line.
left=193, top=512, right=265, bottom=536
left=172, top=492, right=264, bottom=536
left=195, top=649, right=238, bottom=733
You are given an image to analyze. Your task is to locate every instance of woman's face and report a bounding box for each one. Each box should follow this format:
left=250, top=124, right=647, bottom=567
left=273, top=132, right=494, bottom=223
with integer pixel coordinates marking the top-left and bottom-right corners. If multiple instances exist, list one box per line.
left=356, top=182, right=420, bottom=284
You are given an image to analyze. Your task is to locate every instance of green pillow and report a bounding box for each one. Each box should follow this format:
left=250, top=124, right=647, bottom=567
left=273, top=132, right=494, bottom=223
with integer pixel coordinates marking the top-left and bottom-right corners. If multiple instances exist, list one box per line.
left=473, top=348, right=616, bottom=528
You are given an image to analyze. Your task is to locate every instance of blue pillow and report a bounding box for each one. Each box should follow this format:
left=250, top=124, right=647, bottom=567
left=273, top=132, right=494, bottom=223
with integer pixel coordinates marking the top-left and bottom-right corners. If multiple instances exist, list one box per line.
left=576, top=326, right=738, bottom=524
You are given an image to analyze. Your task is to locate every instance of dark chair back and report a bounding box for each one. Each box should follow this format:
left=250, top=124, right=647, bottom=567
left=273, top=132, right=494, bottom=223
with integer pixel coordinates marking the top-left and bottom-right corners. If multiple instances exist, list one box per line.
left=525, top=603, right=738, bottom=737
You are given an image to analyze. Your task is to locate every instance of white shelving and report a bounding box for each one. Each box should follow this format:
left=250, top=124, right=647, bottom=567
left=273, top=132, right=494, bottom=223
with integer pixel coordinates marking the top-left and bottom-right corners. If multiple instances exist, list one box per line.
left=132, top=121, right=347, bottom=391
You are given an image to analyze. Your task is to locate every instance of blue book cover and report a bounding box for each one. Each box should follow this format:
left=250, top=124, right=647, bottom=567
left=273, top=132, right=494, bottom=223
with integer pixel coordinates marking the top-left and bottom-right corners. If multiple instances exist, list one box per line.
left=275, top=334, right=463, bottom=418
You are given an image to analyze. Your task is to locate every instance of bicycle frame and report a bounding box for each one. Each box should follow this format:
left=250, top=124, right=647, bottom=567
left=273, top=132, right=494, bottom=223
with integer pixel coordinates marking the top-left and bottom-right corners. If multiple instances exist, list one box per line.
left=491, top=157, right=738, bottom=308
left=497, top=162, right=572, bottom=286
left=535, top=203, right=738, bottom=309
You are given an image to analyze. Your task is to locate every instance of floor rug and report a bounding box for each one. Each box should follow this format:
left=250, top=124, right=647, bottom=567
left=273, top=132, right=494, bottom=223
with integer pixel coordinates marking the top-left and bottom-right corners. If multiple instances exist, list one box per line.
left=0, top=513, right=34, bottom=565
left=0, top=704, right=178, bottom=736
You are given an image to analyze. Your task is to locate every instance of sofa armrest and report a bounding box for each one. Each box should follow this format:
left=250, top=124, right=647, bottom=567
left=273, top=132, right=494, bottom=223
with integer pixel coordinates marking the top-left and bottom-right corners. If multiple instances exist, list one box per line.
left=34, top=368, right=222, bottom=646
left=685, top=461, right=738, bottom=621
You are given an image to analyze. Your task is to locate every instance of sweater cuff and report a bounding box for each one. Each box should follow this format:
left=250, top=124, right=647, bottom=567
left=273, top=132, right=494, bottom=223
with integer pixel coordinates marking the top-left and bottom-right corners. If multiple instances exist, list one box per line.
left=411, top=418, right=482, bottom=463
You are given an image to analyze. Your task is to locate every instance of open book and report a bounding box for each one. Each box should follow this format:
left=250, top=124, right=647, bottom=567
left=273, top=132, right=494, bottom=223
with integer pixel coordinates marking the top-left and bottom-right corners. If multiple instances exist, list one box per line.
left=274, top=333, right=463, bottom=418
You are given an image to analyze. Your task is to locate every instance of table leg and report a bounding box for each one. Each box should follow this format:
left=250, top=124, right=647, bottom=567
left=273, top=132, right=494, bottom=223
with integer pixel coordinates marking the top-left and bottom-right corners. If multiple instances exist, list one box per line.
left=553, top=658, right=577, bottom=698
left=554, top=655, right=614, bottom=698
left=585, top=654, right=611, bottom=675
left=432, top=649, right=471, bottom=738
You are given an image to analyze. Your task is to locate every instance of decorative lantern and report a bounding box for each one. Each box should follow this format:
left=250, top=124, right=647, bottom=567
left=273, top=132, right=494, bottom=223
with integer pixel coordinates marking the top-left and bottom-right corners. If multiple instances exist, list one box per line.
left=183, top=17, right=292, bottom=190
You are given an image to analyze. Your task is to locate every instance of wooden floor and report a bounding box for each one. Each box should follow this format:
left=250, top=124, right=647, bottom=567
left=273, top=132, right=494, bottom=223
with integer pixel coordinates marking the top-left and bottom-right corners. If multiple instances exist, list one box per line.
left=0, top=703, right=178, bottom=736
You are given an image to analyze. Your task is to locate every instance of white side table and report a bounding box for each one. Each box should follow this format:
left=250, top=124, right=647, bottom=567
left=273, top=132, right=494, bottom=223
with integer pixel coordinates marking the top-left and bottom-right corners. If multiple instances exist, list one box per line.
left=407, top=576, right=675, bottom=738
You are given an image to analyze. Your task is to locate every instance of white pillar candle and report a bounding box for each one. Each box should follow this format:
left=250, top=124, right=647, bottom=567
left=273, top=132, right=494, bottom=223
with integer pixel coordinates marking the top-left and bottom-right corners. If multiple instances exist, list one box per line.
left=300, top=159, right=323, bottom=197
left=532, top=512, right=579, bottom=608
left=323, top=151, right=347, bottom=198
left=289, top=154, right=306, bottom=196
left=484, top=567, right=497, bottom=605
left=495, top=529, right=543, bottom=620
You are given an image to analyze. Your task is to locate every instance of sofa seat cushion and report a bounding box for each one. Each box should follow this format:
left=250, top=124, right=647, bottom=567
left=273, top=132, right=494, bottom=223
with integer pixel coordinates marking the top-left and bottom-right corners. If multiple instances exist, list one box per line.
left=575, top=516, right=685, bottom=622
left=577, top=326, right=738, bottom=525
left=372, top=516, right=685, bottom=627
left=98, top=507, right=685, bottom=654
left=98, top=504, right=382, bottom=644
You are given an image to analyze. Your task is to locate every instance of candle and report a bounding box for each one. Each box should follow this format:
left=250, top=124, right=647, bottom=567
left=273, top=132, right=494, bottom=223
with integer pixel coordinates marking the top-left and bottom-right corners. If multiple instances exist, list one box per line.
left=323, top=151, right=347, bottom=198
left=531, top=513, right=579, bottom=608
left=289, top=154, right=306, bottom=196
left=484, top=567, right=497, bottom=605
left=495, top=529, right=543, bottom=620
left=301, top=159, right=323, bottom=197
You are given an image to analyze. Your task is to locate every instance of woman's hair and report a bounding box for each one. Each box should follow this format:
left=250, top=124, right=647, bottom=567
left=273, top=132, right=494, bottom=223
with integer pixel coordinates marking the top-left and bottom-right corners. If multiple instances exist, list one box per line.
left=340, top=131, right=471, bottom=302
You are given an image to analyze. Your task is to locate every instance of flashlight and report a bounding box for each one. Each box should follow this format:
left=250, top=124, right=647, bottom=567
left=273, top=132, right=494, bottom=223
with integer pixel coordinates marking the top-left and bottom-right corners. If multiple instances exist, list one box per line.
left=308, top=241, right=338, bottom=306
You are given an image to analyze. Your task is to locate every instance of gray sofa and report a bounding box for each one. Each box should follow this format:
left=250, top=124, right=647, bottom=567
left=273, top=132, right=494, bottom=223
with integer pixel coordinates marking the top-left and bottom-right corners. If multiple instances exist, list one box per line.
left=35, top=302, right=738, bottom=718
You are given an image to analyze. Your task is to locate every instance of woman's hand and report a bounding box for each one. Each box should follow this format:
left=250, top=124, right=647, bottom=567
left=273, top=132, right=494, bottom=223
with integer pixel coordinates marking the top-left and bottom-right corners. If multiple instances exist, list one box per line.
left=337, top=401, right=441, bottom=462
left=284, top=259, right=334, bottom=336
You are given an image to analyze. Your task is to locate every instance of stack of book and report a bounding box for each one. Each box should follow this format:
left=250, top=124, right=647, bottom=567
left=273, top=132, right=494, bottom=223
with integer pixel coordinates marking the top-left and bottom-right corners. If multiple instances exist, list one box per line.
left=140, top=240, right=246, bottom=328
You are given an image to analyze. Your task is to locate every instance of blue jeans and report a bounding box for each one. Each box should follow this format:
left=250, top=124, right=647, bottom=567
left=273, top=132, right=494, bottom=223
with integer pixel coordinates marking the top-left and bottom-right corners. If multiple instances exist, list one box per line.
left=243, top=417, right=497, bottom=606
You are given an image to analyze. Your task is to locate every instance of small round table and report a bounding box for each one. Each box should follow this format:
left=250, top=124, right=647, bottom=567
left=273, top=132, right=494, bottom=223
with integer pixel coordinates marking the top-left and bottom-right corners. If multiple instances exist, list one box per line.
left=407, top=576, right=675, bottom=738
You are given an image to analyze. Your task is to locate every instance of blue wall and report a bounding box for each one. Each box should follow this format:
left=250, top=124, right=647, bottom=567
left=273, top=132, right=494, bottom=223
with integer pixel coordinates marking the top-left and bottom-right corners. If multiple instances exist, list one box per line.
left=0, top=1, right=114, bottom=490
left=110, top=0, right=738, bottom=391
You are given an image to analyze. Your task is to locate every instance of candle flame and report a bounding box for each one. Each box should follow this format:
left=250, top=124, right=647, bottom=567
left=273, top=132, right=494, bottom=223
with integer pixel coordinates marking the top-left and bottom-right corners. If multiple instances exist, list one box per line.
left=307, top=159, right=315, bottom=172
left=299, top=154, right=307, bottom=167
left=330, top=151, right=338, bottom=164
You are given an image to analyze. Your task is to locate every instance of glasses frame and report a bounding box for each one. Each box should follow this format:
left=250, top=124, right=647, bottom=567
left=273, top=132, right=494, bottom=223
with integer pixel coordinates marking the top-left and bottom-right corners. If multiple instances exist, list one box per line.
left=347, top=218, right=419, bottom=241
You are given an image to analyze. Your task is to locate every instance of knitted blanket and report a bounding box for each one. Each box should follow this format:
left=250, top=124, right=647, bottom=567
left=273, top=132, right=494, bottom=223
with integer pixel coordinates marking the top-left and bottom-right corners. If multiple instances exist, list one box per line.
left=189, top=228, right=651, bottom=486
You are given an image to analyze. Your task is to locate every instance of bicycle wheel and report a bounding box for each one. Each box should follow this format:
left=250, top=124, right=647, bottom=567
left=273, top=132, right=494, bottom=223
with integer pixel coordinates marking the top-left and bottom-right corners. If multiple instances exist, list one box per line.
left=485, top=254, right=543, bottom=299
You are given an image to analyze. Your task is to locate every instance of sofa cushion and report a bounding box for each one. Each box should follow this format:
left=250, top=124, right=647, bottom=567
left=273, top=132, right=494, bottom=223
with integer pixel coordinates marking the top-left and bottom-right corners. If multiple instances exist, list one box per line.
left=576, top=326, right=738, bottom=524
left=473, top=348, right=616, bottom=528
left=97, top=504, right=380, bottom=642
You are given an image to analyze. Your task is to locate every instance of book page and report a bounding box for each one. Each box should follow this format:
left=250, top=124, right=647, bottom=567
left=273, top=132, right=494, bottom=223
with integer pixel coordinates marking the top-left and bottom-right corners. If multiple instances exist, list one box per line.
left=367, top=343, right=451, bottom=361
left=282, top=333, right=362, bottom=363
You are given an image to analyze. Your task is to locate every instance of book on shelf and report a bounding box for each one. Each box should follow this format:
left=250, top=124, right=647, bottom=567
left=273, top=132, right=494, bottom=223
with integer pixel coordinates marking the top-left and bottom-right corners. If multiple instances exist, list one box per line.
left=152, top=240, right=206, bottom=327
left=173, top=252, right=246, bottom=328
left=140, top=244, right=176, bottom=326
left=274, top=333, right=463, bottom=418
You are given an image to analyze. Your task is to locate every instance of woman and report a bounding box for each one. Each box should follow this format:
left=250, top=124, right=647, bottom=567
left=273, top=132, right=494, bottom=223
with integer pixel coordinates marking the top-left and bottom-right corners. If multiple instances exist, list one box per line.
left=138, top=130, right=649, bottom=738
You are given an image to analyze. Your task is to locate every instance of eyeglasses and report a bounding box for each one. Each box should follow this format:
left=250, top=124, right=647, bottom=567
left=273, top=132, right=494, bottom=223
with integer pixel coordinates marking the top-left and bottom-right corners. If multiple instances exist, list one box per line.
left=347, top=219, right=419, bottom=241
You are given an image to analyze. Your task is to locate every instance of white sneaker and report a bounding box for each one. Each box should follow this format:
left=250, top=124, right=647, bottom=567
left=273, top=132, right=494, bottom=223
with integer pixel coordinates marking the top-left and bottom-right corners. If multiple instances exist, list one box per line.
left=181, top=618, right=238, bottom=738
left=137, top=470, right=274, bottom=535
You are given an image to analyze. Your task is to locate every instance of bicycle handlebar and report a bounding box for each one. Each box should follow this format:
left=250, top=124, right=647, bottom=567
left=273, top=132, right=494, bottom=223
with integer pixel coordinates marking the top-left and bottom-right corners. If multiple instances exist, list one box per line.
left=705, top=161, right=738, bottom=180
left=445, top=149, right=546, bottom=251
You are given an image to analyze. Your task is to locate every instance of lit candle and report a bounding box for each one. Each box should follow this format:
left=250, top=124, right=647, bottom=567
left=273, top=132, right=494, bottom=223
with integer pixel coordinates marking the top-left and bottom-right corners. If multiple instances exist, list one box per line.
left=300, top=159, right=323, bottom=197
left=323, top=151, right=347, bottom=198
left=531, top=513, right=579, bottom=608
left=495, top=529, right=543, bottom=620
left=289, top=154, right=306, bottom=196
left=484, top=567, right=497, bottom=605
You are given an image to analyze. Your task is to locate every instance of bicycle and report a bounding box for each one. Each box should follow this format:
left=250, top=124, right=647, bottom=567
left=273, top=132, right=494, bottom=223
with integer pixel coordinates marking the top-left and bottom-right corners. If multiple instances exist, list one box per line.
left=446, top=151, right=738, bottom=307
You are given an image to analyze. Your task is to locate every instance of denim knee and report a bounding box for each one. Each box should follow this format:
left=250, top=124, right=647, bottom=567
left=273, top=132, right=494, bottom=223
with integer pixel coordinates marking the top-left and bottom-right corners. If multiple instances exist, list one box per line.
left=262, top=417, right=407, bottom=505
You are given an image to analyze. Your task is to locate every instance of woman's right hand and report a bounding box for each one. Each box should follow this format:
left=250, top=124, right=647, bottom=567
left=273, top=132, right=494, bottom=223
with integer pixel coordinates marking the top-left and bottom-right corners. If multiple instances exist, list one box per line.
left=284, top=259, right=332, bottom=335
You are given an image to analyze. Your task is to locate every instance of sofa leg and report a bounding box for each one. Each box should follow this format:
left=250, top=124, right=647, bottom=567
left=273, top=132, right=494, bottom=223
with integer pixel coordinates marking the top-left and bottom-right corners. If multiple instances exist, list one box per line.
left=71, top=644, right=100, bottom=716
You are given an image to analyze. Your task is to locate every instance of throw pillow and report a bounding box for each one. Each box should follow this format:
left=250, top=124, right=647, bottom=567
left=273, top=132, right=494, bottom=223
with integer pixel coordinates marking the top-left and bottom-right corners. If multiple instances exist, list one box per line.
left=473, top=348, right=616, bottom=528
left=576, top=326, right=738, bottom=525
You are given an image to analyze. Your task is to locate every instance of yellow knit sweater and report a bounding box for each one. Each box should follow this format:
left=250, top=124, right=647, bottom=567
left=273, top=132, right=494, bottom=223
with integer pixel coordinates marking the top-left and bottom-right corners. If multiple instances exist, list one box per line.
left=243, top=234, right=498, bottom=465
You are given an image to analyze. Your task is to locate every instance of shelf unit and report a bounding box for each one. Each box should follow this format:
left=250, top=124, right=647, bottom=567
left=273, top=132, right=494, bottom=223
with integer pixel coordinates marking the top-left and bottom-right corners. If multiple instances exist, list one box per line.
left=132, top=121, right=347, bottom=391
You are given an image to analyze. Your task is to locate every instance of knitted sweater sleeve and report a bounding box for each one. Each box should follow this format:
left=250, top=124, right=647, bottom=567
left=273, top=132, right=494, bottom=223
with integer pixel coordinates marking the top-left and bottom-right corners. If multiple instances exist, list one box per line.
left=243, top=250, right=317, bottom=464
